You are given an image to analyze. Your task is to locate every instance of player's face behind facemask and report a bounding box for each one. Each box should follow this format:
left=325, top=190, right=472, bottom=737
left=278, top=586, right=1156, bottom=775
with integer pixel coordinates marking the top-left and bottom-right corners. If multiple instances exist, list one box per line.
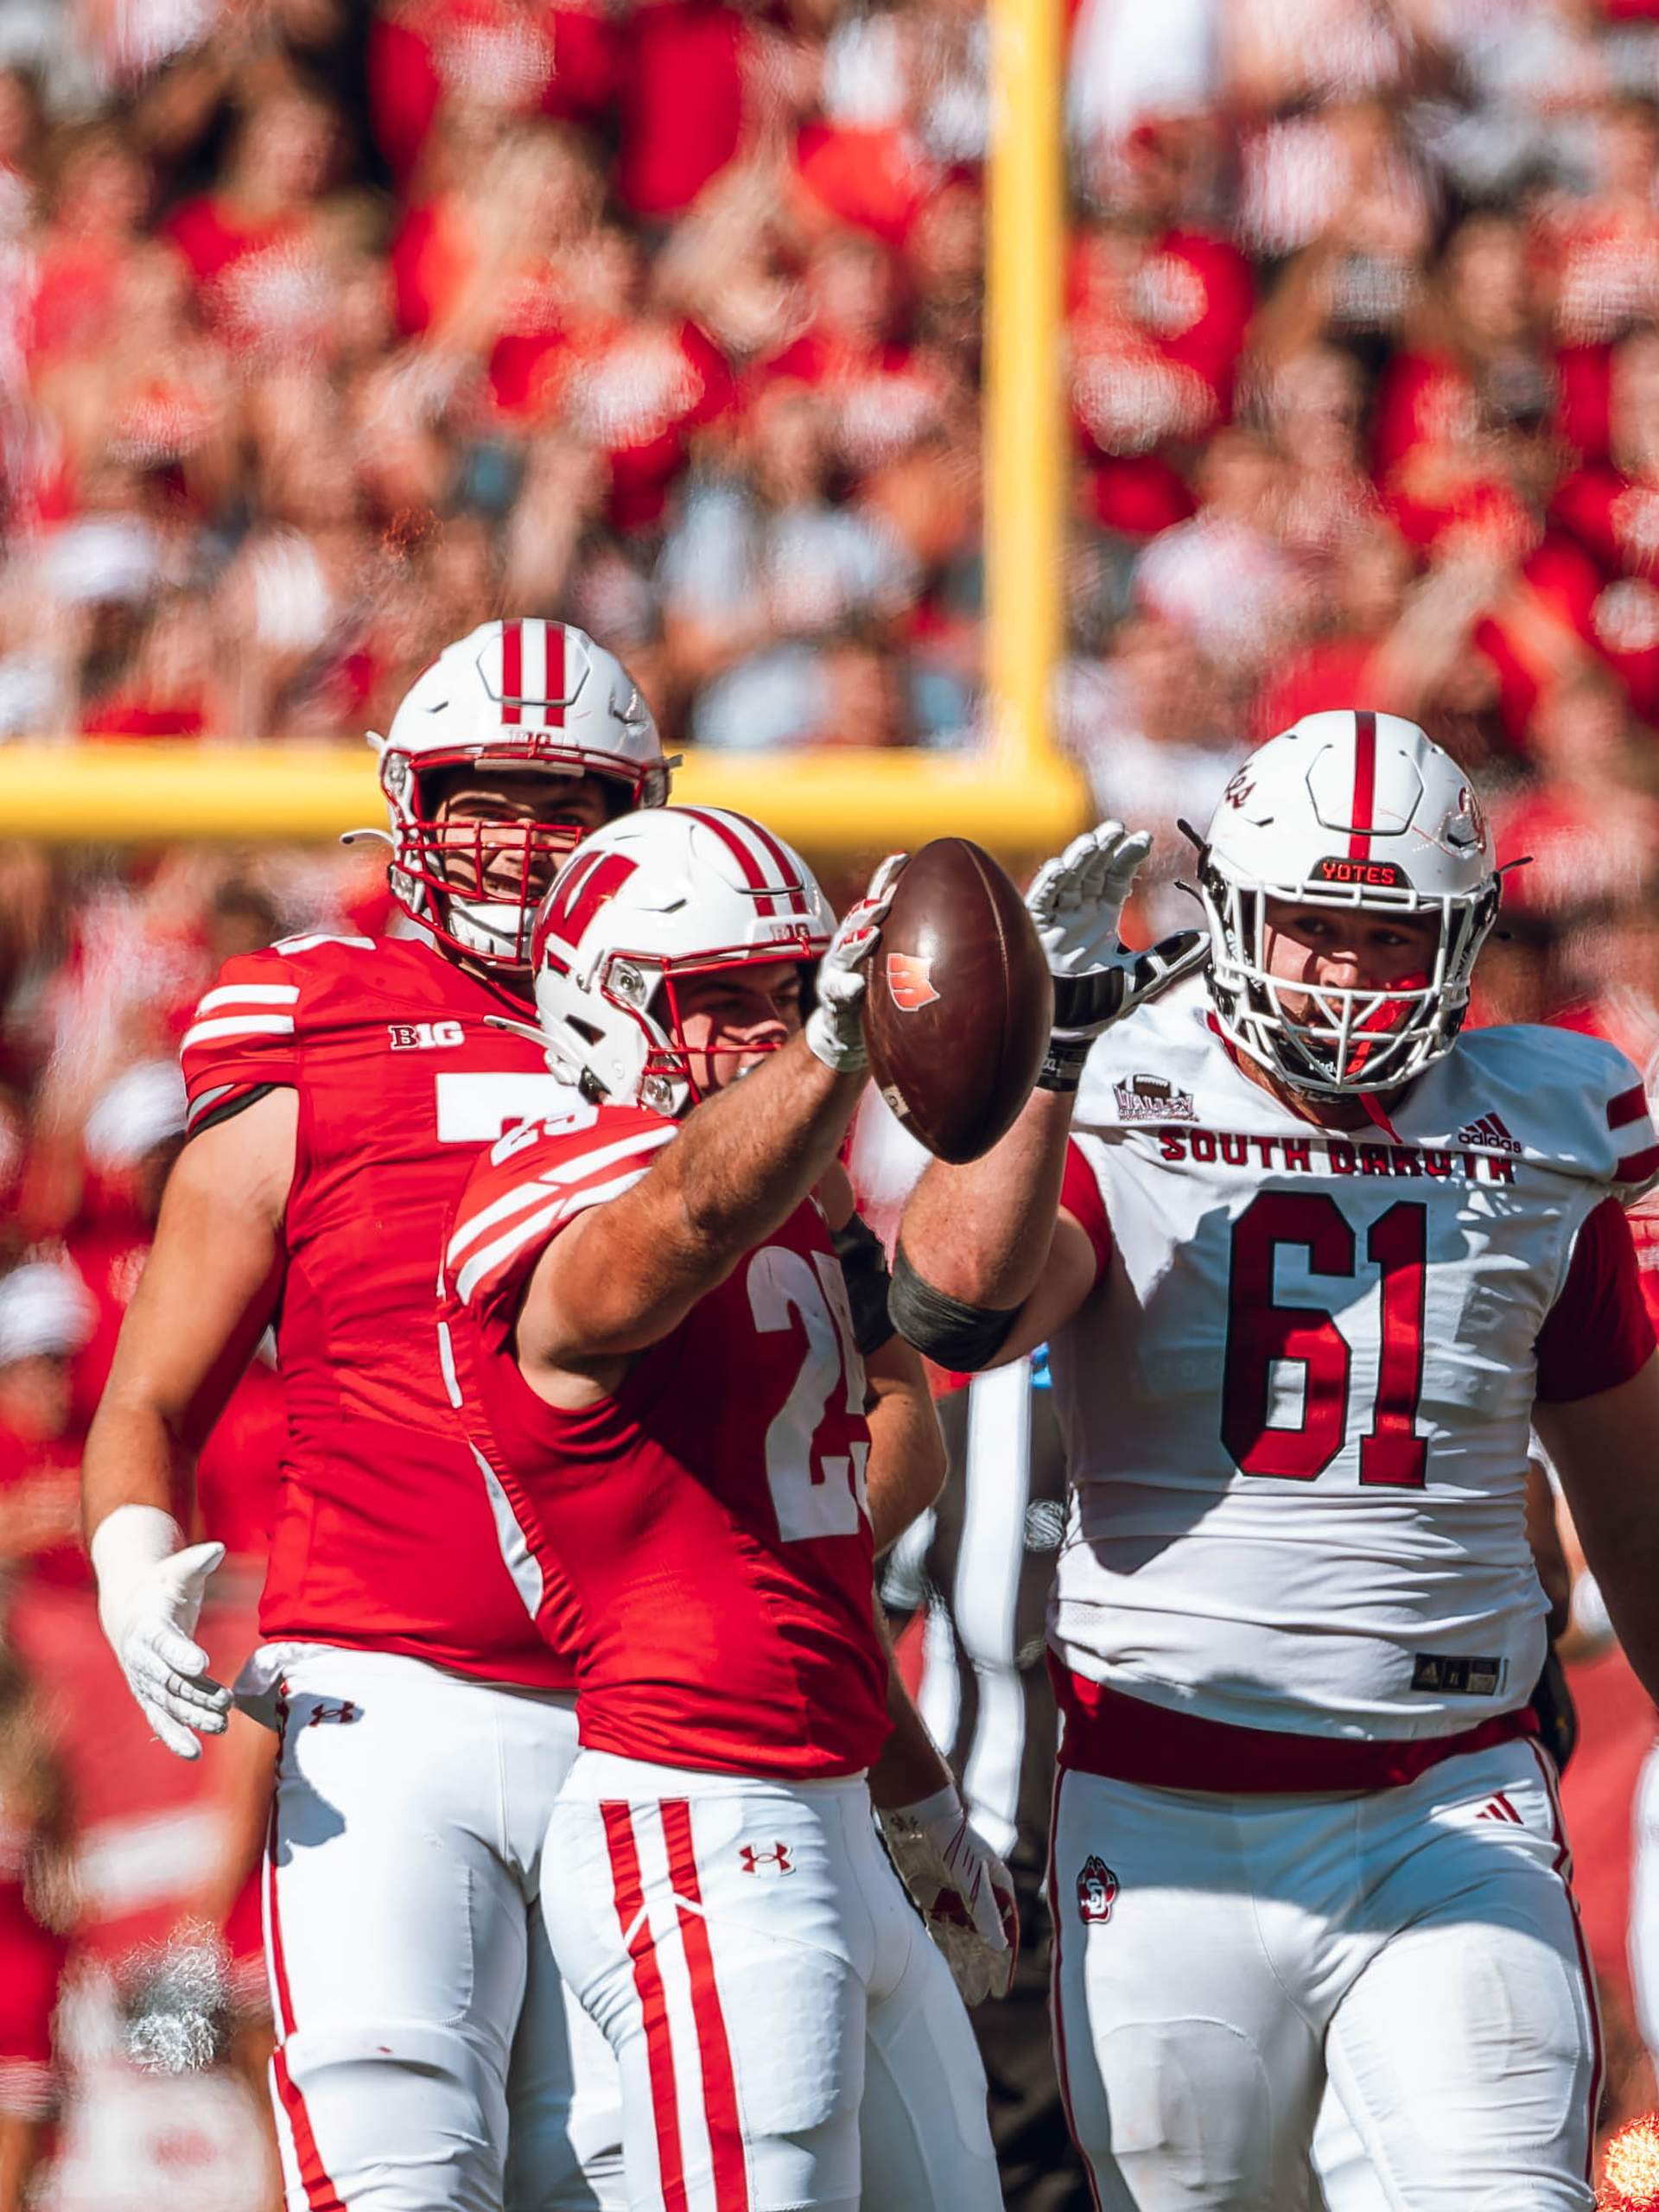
left=1255, top=897, right=1445, bottom=1084
left=658, top=958, right=807, bottom=1102
left=421, top=763, right=634, bottom=957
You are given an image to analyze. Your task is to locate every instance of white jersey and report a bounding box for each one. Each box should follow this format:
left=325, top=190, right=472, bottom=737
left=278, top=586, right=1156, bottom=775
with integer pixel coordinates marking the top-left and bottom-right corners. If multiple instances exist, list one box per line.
left=1052, top=978, right=1658, bottom=1741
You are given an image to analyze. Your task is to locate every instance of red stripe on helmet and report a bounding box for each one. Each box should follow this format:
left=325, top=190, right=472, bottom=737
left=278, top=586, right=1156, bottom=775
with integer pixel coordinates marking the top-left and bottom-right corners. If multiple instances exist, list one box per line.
left=500, top=620, right=523, bottom=727
left=735, top=810, right=810, bottom=916
left=1347, top=709, right=1376, bottom=860
left=679, top=805, right=779, bottom=917
left=544, top=620, right=565, bottom=728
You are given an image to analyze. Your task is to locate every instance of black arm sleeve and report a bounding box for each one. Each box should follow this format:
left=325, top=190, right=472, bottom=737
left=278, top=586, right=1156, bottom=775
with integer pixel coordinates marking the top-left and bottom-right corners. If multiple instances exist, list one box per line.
left=887, top=1242, right=1020, bottom=1372
left=833, top=1211, right=896, bottom=1357
left=186, top=1083, right=283, bottom=1138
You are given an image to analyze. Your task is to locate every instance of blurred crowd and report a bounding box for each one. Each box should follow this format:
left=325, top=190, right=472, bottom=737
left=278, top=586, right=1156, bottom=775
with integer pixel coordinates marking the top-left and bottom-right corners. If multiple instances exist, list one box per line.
left=10, top=0, right=1659, bottom=2202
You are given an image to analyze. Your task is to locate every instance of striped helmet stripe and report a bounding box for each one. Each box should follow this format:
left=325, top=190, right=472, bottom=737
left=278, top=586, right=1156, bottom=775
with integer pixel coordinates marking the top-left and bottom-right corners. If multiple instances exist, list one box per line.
left=500, top=619, right=523, bottom=726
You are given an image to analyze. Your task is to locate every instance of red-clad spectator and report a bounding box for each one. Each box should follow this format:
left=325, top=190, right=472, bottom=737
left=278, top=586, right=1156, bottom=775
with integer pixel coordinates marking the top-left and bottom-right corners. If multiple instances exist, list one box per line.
left=369, top=0, right=618, bottom=192
left=758, top=230, right=946, bottom=476
left=1534, top=99, right=1659, bottom=352
left=78, top=597, right=226, bottom=741
left=0, top=1265, right=95, bottom=1593
left=1554, top=326, right=1659, bottom=587
left=26, top=126, right=151, bottom=368
left=613, top=0, right=749, bottom=222
left=791, top=120, right=936, bottom=250
left=1069, top=219, right=1214, bottom=541
left=1372, top=213, right=1556, bottom=553
left=1131, top=427, right=1306, bottom=677
left=391, top=119, right=602, bottom=342
left=62, top=1062, right=186, bottom=1435
left=162, top=79, right=343, bottom=359
left=1493, top=666, right=1659, bottom=917
left=0, top=1650, right=74, bottom=2211
left=31, top=245, right=235, bottom=528
left=1258, top=345, right=1377, bottom=567
left=493, top=224, right=734, bottom=531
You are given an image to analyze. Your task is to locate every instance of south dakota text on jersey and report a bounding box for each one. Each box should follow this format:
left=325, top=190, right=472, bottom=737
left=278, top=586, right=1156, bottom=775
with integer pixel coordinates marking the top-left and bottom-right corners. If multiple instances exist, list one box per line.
left=1149, top=1127, right=1521, bottom=1181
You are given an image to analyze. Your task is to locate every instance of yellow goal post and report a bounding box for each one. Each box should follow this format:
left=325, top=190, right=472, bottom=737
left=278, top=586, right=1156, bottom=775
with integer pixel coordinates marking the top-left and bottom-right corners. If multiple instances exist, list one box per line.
left=0, top=0, right=1082, bottom=873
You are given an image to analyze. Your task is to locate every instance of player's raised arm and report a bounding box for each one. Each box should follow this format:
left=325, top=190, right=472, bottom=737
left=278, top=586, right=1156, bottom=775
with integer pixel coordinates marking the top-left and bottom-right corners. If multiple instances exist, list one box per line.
left=82, top=1089, right=293, bottom=1757
left=893, top=823, right=1205, bottom=1372
left=512, top=849, right=903, bottom=1371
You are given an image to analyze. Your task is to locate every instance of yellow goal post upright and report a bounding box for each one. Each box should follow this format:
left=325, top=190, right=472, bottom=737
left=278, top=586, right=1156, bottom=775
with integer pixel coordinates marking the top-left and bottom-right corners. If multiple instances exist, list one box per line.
left=0, top=0, right=1084, bottom=870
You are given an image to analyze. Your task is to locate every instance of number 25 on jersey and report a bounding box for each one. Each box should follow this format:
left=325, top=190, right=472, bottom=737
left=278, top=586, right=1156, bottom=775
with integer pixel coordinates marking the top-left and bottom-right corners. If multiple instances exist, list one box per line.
left=748, top=1247, right=872, bottom=1541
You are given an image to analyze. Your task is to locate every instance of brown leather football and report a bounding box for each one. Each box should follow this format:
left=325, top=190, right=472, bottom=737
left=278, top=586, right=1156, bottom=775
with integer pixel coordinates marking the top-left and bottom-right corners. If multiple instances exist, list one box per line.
left=862, top=838, right=1053, bottom=1164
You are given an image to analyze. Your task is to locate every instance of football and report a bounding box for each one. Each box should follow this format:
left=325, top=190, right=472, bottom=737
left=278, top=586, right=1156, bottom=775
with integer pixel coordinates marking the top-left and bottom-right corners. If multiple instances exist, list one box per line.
left=863, top=837, right=1053, bottom=1163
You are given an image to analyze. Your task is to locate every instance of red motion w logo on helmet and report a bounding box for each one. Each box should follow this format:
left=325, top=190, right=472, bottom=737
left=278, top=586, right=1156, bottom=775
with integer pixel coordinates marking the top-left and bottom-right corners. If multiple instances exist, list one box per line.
left=531, top=849, right=640, bottom=973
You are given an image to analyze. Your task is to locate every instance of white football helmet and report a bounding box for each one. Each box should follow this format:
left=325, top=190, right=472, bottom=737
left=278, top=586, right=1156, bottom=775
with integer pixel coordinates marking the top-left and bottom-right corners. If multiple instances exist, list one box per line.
left=531, top=806, right=834, bottom=1116
left=366, top=619, right=672, bottom=969
left=1197, top=709, right=1501, bottom=1095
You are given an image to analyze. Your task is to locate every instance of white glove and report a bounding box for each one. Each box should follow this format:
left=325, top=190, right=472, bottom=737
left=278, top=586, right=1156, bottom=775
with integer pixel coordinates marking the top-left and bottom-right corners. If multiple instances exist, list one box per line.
left=1025, top=821, right=1209, bottom=1092
left=878, top=1784, right=1018, bottom=2005
left=92, top=1505, right=230, bottom=1760
left=804, top=854, right=907, bottom=1075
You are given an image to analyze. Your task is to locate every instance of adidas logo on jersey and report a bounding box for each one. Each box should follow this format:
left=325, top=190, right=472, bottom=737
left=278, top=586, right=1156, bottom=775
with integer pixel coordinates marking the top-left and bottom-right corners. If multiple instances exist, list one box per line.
left=1454, top=1110, right=1522, bottom=1154
left=740, top=1842, right=794, bottom=1877
left=1114, top=1074, right=1197, bottom=1124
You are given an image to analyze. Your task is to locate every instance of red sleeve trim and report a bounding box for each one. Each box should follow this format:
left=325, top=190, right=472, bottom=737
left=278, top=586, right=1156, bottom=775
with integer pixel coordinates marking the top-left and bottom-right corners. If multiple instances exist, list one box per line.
left=1608, top=1083, right=1649, bottom=1131
left=1535, top=1197, right=1656, bottom=1402
left=1618, top=1142, right=1659, bottom=1185
left=1059, top=1140, right=1114, bottom=1289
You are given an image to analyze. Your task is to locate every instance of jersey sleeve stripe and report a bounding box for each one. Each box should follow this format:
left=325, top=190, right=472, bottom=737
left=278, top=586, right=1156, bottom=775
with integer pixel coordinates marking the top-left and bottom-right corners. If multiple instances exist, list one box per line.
left=195, top=983, right=302, bottom=1014
left=455, top=1196, right=569, bottom=1306
left=1616, top=1141, right=1659, bottom=1185
left=1608, top=1084, right=1649, bottom=1131
left=447, top=1179, right=570, bottom=1269
left=454, top=1166, right=658, bottom=1306
left=540, top=1125, right=675, bottom=1187
left=447, top=1128, right=676, bottom=1269
left=181, top=1014, right=297, bottom=1049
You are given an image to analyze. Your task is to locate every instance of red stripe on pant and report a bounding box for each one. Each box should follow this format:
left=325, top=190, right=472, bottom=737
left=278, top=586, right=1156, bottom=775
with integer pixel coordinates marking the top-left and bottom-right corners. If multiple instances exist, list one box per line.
left=264, top=1782, right=346, bottom=2209
left=1046, top=1772, right=1105, bottom=2212
left=1526, top=1739, right=1604, bottom=2187
left=659, top=1798, right=751, bottom=2211
left=603, top=1800, right=690, bottom=2212
left=1347, top=708, right=1376, bottom=860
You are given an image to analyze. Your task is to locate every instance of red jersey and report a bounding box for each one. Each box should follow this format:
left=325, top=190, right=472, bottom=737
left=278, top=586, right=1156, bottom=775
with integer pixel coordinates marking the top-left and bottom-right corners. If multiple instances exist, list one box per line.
left=0, top=1817, right=65, bottom=2115
left=180, top=932, right=579, bottom=1688
left=441, top=1103, right=891, bottom=1777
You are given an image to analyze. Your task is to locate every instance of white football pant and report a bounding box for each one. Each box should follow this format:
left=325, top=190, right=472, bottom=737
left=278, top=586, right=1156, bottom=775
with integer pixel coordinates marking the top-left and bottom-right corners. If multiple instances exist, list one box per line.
left=1051, top=1738, right=1598, bottom=2210
left=542, top=1750, right=1004, bottom=2212
left=260, top=1649, right=625, bottom=2210
left=1627, top=1738, right=1659, bottom=2081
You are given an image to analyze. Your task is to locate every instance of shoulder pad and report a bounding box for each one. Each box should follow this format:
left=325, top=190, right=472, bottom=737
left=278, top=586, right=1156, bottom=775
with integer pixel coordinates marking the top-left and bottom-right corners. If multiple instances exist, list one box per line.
left=446, top=1104, right=677, bottom=1313
left=1438, top=1026, right=1659, bottom=1199
left=1071, top=976, right=1212, bottom=1132
left=181, top=948, right=305, bottom=1127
